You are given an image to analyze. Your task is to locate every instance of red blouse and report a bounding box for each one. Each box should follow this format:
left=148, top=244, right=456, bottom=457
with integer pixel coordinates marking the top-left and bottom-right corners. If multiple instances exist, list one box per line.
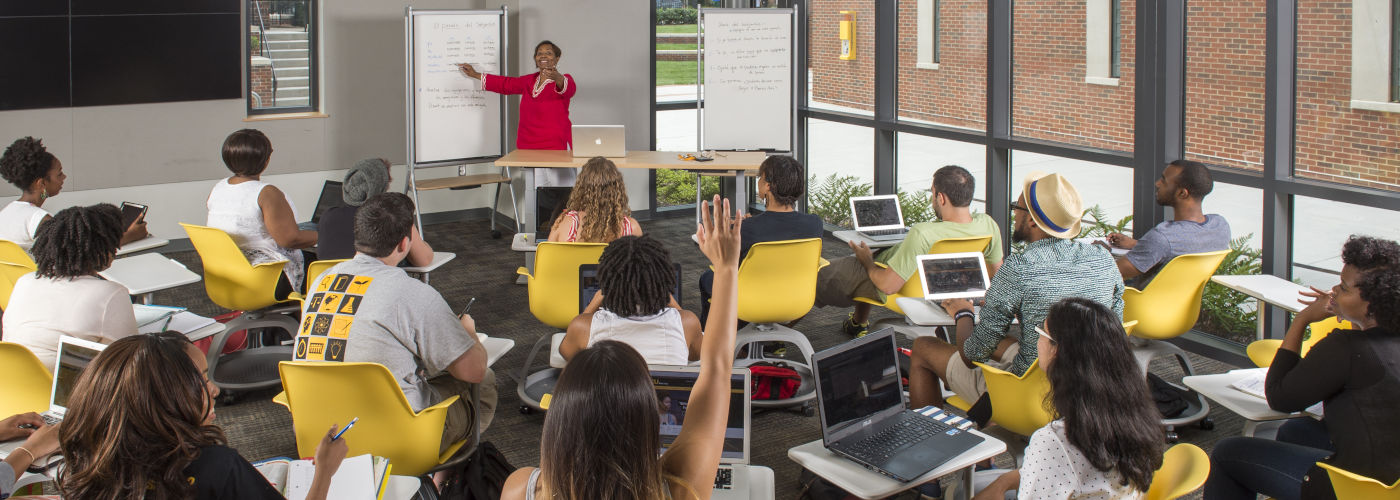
left=482, top=72, right=576, bottom=150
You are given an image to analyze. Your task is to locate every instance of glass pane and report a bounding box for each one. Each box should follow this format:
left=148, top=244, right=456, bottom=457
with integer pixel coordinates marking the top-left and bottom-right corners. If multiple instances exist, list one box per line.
left=248, top=0, right=314, bottom=111
left=653, top=109, right=718, bottom=208
left=896, top=133, right=988, bottom=214
left=895, top=0, right=987, bottom=130
left=1184, top=1, right=1265, bottom=171
left=806, top=119, right=874, bottom=227
left=1292, top=196, right=1400, bottom=289
left=1011, top=0, right=1135, bottom=152
left=1194, top=184, right=1263, bottom=345
left=1009, top=151, right=1133, bottom=232
left=807, top=1, right=875, bottom=115
left=656, top=108, right=698, bottom=152
left=655, top=1, right=701, bottom=103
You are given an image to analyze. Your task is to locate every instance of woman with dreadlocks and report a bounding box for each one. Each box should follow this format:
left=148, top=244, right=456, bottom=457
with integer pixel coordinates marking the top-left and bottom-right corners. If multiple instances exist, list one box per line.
left=3, top=204, right=138, bottom=372
left=548, top=157, right=642, bottom=243
left=559, top=235, right=701, bottom=365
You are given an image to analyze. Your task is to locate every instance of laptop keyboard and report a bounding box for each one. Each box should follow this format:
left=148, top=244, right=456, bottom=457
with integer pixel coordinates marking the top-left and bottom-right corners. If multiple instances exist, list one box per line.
left=861, top=228, right=909, bottom=237
left=41, top=413, right=61, bottom=426
left=714, top=466, right=732, bottom=490
left=844, top=414, right=952, bottom=464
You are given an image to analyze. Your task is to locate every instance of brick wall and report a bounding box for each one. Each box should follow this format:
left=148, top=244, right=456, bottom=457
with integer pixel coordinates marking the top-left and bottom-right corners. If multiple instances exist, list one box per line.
left=1183, top=1, right=1267, bottom=171
left=808, top=2, right=876, bottom=111
left=896, top=0, right=986, bottom=129
left=250, top=62, right=273, bottom=108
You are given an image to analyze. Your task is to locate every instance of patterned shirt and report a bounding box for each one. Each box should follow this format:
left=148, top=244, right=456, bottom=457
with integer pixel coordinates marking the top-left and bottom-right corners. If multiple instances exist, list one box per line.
left=966, top=238, right=1124, bottom=376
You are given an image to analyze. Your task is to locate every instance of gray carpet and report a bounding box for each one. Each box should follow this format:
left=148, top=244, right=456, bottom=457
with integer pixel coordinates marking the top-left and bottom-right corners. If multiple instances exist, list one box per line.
left=146, top=214, right=1239, bottom=498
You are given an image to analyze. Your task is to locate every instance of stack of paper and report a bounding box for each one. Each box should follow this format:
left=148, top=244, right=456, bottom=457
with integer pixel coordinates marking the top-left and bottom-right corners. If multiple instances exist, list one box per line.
left=255, top=454, right=391, bottom=500
left=133, top=304, right=185, bottom=327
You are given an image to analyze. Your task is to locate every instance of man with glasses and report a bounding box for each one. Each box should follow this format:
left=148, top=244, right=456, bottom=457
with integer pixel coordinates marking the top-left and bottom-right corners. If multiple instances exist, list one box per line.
left=906, top=171, right=1124, bottom=411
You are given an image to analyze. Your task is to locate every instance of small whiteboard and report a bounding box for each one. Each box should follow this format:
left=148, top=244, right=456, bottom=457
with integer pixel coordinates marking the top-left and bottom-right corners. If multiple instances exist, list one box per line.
left=701, top=8, right=795, bottom=151
left=406, top=8, right=506, bottom=166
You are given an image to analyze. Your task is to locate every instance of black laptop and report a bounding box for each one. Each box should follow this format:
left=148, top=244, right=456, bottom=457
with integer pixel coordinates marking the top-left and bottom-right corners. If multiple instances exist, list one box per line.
left=812, top=328, right=984, bottom=482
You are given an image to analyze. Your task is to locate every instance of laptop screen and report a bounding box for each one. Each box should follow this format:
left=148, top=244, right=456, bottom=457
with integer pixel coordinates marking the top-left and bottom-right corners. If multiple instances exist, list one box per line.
left=850, top=196, right=903, bottom=230
left=917, top=252, right=991, bottom=301
left=579, top=263, right=683, bottom=312
left=536, top=187, right=573, bottom=242
left=51, top=337, right=106, bottom=412
left=814, top=331, right=904, bottom=441
left=652, top=367, right=749, bottom=463
left=310, top=181, right=344, bottom=224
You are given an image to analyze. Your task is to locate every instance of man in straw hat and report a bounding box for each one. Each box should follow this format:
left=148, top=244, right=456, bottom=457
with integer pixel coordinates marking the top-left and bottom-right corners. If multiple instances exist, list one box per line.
left=906, top=171, right=1124, bottom=409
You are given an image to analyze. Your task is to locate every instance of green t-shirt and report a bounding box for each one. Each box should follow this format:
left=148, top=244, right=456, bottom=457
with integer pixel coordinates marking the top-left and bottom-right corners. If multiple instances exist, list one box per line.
left=875, top=213, right=1004, bottom=280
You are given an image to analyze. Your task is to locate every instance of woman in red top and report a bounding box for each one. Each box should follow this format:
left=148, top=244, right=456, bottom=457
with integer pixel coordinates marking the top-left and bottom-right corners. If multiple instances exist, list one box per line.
left=459, top=41, right=577, bottom=184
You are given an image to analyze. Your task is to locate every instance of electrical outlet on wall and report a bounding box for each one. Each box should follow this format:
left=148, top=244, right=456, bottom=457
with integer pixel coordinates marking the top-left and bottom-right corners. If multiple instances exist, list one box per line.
left=458, top=165, right=468, bottom=176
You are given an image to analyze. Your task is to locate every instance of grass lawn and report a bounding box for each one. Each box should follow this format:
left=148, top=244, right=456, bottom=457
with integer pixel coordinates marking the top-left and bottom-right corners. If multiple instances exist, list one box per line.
left=656, top=43, right=699, bottom=50
left=656, top=60, right=700, bottom=86
left=656, top=24, right=697, bottom=33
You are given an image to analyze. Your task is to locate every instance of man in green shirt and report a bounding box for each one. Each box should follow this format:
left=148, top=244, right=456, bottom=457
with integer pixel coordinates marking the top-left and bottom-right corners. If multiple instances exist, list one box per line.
left=814, top=165, right=1004, bottom=337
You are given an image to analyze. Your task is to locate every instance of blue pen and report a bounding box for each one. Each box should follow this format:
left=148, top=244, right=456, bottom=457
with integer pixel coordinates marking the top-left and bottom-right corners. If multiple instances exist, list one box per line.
left=332, top=417, right=358, bottom=441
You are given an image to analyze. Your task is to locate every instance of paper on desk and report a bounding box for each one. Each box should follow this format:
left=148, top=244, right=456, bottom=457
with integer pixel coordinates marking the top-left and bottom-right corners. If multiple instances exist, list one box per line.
left=133, top=304, right=185, bottom=327
left=286, top=454, right=377, bottom=500
left=138, top=311, right=216, bottom=334
left=1229, top=369, right=1325, bottom=416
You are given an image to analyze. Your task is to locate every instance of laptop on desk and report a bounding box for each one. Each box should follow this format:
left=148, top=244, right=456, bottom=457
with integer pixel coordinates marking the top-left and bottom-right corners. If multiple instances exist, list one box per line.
left=849, top=195, right=909, bottom=242
left=813, top=329, right=984, bottom=482
left=652, top=366, right=754, bottom=499
left=41, top=336, right=107, bottom=425
left=572, top=125, right=626, bottom=158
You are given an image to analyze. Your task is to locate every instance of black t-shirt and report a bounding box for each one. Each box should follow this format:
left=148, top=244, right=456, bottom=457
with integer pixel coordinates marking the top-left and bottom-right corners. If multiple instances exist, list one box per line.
left=317, top=205, right=359, bottom=261
left=183, top=445, right=284, bottom=500
left=739, top=210, right=825, bottom=260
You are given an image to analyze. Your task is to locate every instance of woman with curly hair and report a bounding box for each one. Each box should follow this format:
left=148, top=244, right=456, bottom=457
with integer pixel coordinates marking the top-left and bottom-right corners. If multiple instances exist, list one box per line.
left=1207, top=235, right=1400, bottom=500
left=58, top=332, right=347, bottom=499
left=0, top=136, right=146, bottom=250
left=2, top=204, right=138, bottom=373
left=974, top=297, right=1163, bottom=499
left=548, top=157, right=641, bottom=243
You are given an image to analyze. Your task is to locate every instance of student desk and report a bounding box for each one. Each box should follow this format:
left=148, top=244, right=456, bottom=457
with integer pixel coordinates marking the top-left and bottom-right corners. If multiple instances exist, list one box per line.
left=99, top=253, right=202, bottom=304
left=115, top=236, right=170, bottom=256
left=1182, top=369, right=1322, bottom=437
left=402, top=251, right=455, bottom=284
left=832, top=230, right=900, bottom=249
left=1209, top=275, right=1310, bottom=340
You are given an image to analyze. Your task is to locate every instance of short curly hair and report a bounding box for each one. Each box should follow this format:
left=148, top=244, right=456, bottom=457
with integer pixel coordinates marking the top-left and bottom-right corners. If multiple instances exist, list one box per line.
left=1358, top=266, right=1400, bottom=332
left=1341, top=235, right=1400, bottom=271
left=0, top=137, right=57, bottom=192
left=32, top=204, right=123, bottom=279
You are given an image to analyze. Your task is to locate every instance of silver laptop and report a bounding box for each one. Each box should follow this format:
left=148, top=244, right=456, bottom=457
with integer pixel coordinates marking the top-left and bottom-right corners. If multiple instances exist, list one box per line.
left=41, top=336, right=107, bottom=425
left=652, top=366, right=753, bottom=498
left=571, top=125, right=626, bottom=158
left=915, top=252, right=991, bottom=324
left=849, top=195, right=909, bottom=241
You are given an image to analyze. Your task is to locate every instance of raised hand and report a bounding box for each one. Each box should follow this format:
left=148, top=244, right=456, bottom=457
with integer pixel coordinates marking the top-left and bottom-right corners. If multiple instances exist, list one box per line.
left=696, top=195, right=742, bottom=270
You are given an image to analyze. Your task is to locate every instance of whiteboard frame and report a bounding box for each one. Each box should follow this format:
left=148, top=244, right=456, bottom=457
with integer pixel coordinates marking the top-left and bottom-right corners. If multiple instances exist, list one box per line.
left=696, top=6, right=798, bottom=153
left=404, top=7, right=509, bottom=169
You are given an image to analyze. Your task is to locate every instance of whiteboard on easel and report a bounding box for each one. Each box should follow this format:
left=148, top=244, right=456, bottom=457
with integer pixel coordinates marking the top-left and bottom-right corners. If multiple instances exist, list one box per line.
left=407, top=9, right=505, bottom=166
left=701, top=8, right=794, bottom=151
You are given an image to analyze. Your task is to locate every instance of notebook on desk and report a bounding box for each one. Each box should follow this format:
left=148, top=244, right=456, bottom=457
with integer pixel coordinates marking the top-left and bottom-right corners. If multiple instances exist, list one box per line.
left=651, top=366, right=754, bottom=498
left=849, top=195, right=909, bottom=242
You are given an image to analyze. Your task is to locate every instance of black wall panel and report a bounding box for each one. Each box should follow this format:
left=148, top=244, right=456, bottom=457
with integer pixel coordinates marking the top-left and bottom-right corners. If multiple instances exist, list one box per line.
left=0, top=18, right=72, bottom=110
left=71, top=0, right=238, bottom=16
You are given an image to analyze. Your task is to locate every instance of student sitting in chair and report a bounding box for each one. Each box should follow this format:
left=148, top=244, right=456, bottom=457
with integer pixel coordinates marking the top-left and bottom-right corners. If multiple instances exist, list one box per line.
left=1103, top=160, right=1230, bottom=288
left=0, top=136, right=147, bottom=250
left=4, top=204, right=138, bottom=373
left=560, top=235, right=701, bottom=365
left=316, top=157, right=434, bottom=266
left=548, top=157, right=642, bottom=243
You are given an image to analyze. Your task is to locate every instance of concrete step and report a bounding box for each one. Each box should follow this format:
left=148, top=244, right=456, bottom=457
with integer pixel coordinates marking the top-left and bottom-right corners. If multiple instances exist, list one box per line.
left=273, top=66, right=309, bottom=78
left=268, top=48, right=308, bottom=59
left=276, top=86, right=310, bottom=98
left=276, top=76, right=309, bottom=86
left=273, top=96, right=311, bottom=107
left=264, top=39, right=308, bottom=50
left=262, top=30, right=309, bottom=42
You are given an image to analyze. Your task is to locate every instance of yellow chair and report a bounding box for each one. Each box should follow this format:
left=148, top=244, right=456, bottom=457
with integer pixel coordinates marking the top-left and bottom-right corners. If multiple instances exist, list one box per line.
left=732, top=238, right=826, bottom=411
left=276, top=362, right=468, bottom=477
left=945, top=359, right=1053, bottom=437
left=0, top=342, right=52, bottom=417
left=182, top=223, right=303, bottom=392
left=305, top=259, right=349, bottom=293
left=1317, top=462, right=1400, bottom=498
left=1146, top=443, right=1210, bottom=500
left=0, top=240, right=35, bottom=268
left=515, top=241, right=607, bottom=330
left=0, top=260, right=36, bottom=311
left=1247, top=317, right=1351, bottom=368
left=854, top=235, right=993, bottom=316
left=1122, top=320, right=1139, bottom=336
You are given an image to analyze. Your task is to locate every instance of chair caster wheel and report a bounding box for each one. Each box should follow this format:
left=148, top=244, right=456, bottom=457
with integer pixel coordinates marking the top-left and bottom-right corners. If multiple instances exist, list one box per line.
left=519, top=405, right=533, bottom=415
left=491, top=230, right=502, bottom=239
left=1199, top=418, right=1215, bottom=430
left=802, top=405, right=815, bottom=417
left=1165, top=431, right=1180, bottom=443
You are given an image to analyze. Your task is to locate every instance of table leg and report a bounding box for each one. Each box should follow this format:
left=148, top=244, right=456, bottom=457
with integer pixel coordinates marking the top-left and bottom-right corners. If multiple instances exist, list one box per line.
left=1256, top=298, right=1266, bottom=341
left=1242, top=420, right=1258, bottom=438
left=140, top=293, right=154, bottom=305
left=733, top=169, right=748, bottom=215
left=695, top=172, right=703, bottom=225
left=957, top=466, right=973, bottom=500
left=519, top=168, right=537, bottom=286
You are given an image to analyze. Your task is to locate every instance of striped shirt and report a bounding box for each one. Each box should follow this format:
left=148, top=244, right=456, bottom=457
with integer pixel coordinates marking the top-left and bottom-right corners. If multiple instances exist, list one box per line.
left=966, top=238, right=1124, bottom=376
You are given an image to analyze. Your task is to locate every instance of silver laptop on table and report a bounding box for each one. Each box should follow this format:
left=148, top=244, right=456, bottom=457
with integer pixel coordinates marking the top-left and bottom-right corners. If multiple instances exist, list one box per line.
left=812, top=329, right=984, bottom=482
left=572, top=125, right=626, bottom=158
left=915, top=252, right=992, bottom=324
left=652, top=366, right=754, bottom=498
left=41, top=336, right=108, bottom=425
left=849, top=195, right=909, bottom=241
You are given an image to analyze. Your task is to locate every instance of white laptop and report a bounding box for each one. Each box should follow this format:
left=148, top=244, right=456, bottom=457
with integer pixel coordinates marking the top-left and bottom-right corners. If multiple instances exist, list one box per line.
left=571, top=125, right=626, bottom=158
left=915, top=252, right=991, bottom=323
left=652, top=366, right=753, bottom=499
left=849, top=195, right=909, bottom=241
left=41, top=336, right=108, bottom=425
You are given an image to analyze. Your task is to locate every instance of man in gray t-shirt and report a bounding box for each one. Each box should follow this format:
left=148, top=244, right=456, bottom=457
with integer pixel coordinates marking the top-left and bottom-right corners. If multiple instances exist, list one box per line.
left=1105, top=160, right=1231, bottom=288
left=294, top=193, right=490, bottom=453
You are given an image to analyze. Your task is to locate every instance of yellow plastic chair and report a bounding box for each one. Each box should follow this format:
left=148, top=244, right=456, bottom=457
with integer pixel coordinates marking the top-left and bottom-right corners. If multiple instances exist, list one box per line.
left=182, top=223, right=303, bottom=392
left=1146, top=443, right=1210, bottom=500
left=0, top=342, right=53, bottom=417
left=732, top=238, right=827, bottom=411
left=276, top=361, right=468, bottom=477
left=1247, top=317, right=1351, bottom=367
left=1122, top=320, right=1139, bottom=336
left=854, top=235, right=993, bottom=316
left=0, top=260, right=36, bottom=311
left=305, top=259, right=349, bottom=293
left=515, top=241, right=607, bottom=330
left=1317, top=462, right=1400, bottom=498
left=945, top=359, right=1053, bottom=437
left=0, top=240, right=35, bottom=268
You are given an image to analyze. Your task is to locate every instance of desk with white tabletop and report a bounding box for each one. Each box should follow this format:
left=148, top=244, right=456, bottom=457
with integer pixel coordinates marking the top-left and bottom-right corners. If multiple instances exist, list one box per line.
left=402, top=251, right=455, bottom=284
left=99, top=253, right=202, bottom=304
left=115, top=236, right=169, bottom=256
left=1182, top=368, right=1321, bottom=437
left=1210, top=275, right=1310, bottom=340
left=788, top=421, right=1005, bottom=500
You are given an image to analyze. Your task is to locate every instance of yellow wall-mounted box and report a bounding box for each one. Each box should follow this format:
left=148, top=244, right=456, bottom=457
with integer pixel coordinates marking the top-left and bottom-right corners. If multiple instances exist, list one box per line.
left=839, top=11, right=856, bottom=60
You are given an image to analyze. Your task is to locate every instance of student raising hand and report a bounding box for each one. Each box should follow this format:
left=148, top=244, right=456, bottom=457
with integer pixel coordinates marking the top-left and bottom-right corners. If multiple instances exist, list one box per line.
left=696, top=195, right=742, bottom=270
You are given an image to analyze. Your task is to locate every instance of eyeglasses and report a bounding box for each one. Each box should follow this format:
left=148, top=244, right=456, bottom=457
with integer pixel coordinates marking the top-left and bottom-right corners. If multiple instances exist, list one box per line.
left=1035, top=326, right=1056, bottom=344
left=1009, top=203, right=1028, bottom=213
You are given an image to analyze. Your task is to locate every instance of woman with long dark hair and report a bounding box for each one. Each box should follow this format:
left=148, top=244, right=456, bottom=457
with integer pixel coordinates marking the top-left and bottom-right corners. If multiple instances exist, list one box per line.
left=502, top=196, right=742, bottom=500
left=57, top=332, right=347, bottom=499
left=975, top=297, right=1163, bottom=499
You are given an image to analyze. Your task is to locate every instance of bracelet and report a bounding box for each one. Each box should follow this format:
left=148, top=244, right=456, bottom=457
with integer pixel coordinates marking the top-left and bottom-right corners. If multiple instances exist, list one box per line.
left=953, top=310, right=976, bottom=322
left=12, top=446, right=35, bottom=463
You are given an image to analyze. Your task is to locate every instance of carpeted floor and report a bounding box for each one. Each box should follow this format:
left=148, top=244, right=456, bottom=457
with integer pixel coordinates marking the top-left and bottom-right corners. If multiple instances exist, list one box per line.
left=146, top=214, right=1240, bottom=498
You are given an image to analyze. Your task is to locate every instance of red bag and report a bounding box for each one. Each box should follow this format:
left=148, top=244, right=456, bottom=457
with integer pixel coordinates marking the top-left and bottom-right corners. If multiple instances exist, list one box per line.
left=192, top=311, right=249, bottom=356
left=749, top=362, right=802, bottom=400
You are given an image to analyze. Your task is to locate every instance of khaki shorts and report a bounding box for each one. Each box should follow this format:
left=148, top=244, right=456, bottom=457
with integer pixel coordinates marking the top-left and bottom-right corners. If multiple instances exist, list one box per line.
left=814, top=256, right=884, bottom=308
left=944, top=345, right=1019, bottom=402
left=428, top=368, right=498, bottom=454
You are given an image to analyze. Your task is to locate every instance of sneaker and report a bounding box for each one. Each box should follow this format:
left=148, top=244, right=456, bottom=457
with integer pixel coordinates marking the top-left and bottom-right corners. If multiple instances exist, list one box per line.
left=842, top=312, right=870, bottom=338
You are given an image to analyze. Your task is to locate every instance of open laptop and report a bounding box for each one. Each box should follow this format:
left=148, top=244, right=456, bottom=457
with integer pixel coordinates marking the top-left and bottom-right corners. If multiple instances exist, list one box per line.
left=41, top=336, right=108, bottom=425
left=849, top=195, right=909, bottom=241
left=571, top=125, right=626, bottom=158
left=579, top=263, right=683, bottom=312
left=535, top=186, right=573, bottom=242
left=652, top=366, right=753, bottom=498
left=915, top=252, right=992, bottom=324
left=812, top=329, right=983, bottom=482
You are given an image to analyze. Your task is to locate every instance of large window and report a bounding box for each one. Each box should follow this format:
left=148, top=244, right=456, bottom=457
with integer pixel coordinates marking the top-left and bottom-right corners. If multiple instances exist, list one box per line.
left=1010, top=152, right=1133, bottom=228
left=1184, top=0, right=1266, bottom=172
left=806, top=119, right=875, bottom=227
left=1293, top=197, right=1400, bottom=288
left=897, top=134, right=987, bottom=213
left=808, top=1, right=875, bottom=115
left=900, top=0, right=987, bottom=130
left=246, top=0, right=317, bottom=113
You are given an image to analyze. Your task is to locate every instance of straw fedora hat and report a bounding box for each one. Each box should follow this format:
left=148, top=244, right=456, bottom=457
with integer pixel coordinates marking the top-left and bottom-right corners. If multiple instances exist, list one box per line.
left=1019, top=171, right=1083, bottom=239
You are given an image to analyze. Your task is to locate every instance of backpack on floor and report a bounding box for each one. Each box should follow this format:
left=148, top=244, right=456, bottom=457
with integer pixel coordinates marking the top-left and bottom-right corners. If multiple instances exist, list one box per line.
left=437, top=441, right=514, bottom=500
left=1148, top=372, right=1191, bottom=418
left=797, top=468, right=862, bottom=500
left=749, top=361, right=802, bottom=401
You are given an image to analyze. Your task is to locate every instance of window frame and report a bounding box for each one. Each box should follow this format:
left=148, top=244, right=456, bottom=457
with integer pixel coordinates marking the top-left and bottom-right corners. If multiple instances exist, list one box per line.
left=246, top=0, right=320, bottom=116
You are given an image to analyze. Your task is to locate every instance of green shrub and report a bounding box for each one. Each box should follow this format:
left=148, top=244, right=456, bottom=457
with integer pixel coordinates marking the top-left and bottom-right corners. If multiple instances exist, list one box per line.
left=657, top=7, right=698, bottom=25
left=1196, top=234, right=1263, bottom=344
left=656, top=169, right=720, bottom=207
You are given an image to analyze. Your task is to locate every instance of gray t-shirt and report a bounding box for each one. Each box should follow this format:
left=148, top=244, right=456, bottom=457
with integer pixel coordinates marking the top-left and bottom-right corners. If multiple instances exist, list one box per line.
left=1125, top=214, right=1231, bottom=287
left=293, top=254, right=476, bottom=411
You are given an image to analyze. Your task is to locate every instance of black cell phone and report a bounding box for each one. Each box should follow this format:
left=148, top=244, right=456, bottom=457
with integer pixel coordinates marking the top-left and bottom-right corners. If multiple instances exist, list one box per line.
left=120, top=202, right=148, bottom=229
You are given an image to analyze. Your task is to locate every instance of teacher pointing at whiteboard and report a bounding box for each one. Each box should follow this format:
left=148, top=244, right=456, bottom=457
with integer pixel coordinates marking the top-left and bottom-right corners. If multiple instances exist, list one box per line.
left=458, top=40, right=577, bottom=186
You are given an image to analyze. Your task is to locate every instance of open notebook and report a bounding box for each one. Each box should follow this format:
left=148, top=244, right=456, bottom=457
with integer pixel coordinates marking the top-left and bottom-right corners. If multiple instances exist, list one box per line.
left=255, top=454, right=389, bottom=500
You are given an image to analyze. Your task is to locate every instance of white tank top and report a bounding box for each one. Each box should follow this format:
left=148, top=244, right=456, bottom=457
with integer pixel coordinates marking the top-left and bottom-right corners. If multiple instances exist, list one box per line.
left=588, top=308, right=688, bottom=366
left=206, top=178, right=304, bottom=292
left=0, top=201, right=50, bottom=250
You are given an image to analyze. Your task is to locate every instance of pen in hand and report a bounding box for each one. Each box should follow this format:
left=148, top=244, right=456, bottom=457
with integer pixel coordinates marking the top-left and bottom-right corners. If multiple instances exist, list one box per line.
left=331, top=417, right=358, bottom=441
left=461, top=297, right=477, bottom=316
